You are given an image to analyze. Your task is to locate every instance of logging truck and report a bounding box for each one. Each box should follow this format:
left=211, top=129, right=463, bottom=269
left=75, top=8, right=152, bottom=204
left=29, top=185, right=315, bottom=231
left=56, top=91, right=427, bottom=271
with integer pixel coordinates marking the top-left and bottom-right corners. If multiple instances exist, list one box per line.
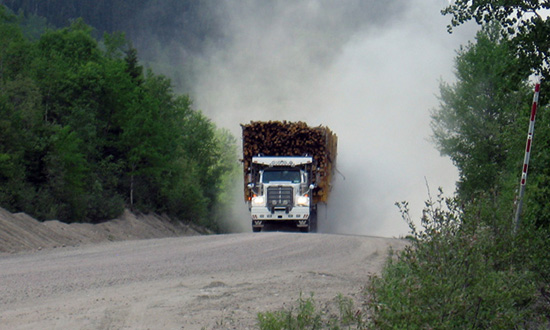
left=241, top=121, right=337, bottom=232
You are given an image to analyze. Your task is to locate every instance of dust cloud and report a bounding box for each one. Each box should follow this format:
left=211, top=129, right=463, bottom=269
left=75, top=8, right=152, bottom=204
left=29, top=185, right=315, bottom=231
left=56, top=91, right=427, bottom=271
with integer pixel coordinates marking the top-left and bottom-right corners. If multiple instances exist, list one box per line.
left=191, top=0, right=477, bottom=237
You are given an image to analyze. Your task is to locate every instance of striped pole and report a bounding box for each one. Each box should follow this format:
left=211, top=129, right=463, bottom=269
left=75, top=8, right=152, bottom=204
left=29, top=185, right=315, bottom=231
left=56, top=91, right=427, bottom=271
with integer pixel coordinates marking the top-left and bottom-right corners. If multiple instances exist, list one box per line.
left=514, top=82, right=541, bottom=232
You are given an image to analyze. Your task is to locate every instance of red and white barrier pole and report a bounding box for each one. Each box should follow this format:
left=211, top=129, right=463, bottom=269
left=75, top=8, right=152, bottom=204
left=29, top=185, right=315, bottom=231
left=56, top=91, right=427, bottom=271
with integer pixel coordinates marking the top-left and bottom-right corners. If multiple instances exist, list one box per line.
left=514, top=82, right=541, bottom=232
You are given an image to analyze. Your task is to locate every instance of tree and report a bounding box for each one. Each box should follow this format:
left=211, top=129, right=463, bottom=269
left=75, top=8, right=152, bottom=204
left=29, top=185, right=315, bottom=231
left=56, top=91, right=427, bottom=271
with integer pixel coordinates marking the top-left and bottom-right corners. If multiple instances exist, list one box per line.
left=431, top=23, right=531, bottom=202
left=442, top=0, right=550, bottom=81
left=442, top=1, right=550, bottom=229
left=124, top=45, right=143, bottom=85
left=0, top=7, right=240, bottom=229
left=0, top=6, right=32, bottom=82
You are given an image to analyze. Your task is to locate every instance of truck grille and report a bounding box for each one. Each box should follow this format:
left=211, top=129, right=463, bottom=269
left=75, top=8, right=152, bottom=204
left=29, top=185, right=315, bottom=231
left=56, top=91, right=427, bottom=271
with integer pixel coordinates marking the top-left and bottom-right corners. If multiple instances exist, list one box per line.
left=267, top=186, right=294, bottom=212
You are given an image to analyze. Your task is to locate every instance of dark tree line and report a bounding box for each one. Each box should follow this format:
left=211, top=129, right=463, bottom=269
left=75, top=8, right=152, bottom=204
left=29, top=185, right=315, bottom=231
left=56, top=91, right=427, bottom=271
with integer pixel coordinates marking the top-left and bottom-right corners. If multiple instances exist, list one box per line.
left=1, top=0, right=223, bottom=53
left=0, top=5, right=237, bottom=229
left=0, top=0, right=222, bottom=55
left=1, top=0, right=225, bottom=93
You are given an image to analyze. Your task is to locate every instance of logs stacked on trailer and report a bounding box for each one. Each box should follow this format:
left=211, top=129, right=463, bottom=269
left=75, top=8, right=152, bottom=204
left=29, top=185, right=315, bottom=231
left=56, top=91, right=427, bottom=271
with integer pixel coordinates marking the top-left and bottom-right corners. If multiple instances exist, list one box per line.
left=241, top=121, right=337, bottom=203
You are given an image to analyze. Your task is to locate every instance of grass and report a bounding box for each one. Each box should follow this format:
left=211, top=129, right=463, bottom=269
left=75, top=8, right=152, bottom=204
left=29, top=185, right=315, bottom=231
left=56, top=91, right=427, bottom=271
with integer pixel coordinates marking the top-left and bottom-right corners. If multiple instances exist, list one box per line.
left=257, top=293, right=367, bottom=330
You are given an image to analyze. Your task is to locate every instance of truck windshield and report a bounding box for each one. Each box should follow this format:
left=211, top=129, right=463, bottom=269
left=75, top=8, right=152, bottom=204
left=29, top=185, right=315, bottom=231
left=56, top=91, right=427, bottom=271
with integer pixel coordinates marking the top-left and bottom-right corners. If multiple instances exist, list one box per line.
left=262, top=169, right=301, bottom=183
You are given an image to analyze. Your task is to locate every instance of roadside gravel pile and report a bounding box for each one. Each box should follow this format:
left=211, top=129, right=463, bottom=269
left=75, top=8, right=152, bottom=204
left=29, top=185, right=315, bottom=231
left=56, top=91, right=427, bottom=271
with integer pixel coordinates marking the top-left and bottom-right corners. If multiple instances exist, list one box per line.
left=0, top=207, right=205, bottom=254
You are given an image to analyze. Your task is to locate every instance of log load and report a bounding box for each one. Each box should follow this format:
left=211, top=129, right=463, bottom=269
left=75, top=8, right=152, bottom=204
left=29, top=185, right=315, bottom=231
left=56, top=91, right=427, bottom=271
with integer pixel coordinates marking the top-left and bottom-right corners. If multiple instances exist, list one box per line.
left=241, top=121, right=337, bottom=203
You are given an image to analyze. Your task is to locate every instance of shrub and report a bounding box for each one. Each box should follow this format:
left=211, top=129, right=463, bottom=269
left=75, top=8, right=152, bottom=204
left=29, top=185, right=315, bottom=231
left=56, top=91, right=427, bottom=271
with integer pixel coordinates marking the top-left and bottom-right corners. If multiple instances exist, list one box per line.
left=257, top=293, right=367, bottom=330
left=367, top=188, right=543, bottom=329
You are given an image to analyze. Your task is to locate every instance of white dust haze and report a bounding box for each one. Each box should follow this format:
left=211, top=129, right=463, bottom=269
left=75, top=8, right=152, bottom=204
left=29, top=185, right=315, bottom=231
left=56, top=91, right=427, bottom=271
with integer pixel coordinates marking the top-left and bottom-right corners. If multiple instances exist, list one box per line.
left=191, top=0, right=477, bottom=237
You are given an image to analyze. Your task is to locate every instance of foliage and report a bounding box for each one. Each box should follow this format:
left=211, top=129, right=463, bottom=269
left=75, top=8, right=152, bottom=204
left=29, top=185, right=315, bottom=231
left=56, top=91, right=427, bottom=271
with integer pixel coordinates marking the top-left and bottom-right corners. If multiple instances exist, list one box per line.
left=523, top=102, right=550, bottom=228
left=0, top=5, right=238, bottom=229
left=2, top=0, right=224, bottom=92
left=1, top=0, right=222, bottom=46
left=257, top=293, right=367, bottom=330
left=367, top=189, right=548, bottom=329
left=366, top=11, right=550, bottom=329
left=442, top=0, right=550, bottom=81
left=431, top=23, right=531, bottom=202
left=431, top=17, right=550, bottom=231
left=209, top=128, right=240, bottom=232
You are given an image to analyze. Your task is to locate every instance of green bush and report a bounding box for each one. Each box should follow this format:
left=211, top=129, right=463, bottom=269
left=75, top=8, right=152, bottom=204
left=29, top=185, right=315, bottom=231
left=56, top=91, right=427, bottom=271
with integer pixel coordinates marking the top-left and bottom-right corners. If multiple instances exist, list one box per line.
left=257, top=293, right=367, bottom=330
left=367, top=189, right=546, bottom=329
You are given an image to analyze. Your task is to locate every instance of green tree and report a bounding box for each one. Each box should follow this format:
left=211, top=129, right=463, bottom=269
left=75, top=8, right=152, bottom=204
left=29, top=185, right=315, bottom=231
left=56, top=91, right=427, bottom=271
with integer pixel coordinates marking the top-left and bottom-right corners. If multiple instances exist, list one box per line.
left=0, top=7, right=43, bottom=213
left=442, top=0, right=550, bottom=80
left=0, top=6, right=32, bottom=82
left=124, top=46, right=143, bottom=85
left=28, top=20, right=118, bottom=221
left=158, top=95, right=210, bottom=223
left=442, top=0, right=550, bottom=232
left=431, top=23, right=531, bottom=202
left=0, top=6, right=239, bottom=229
left=113, top=69, right=215, bottom=225
left=209, top=128, right=240, bottom=231
left=44, top=125, right=89, bottom=220
left=102, top=31, right=127, bottom=59
left=523, top=102, right=550, bottom=228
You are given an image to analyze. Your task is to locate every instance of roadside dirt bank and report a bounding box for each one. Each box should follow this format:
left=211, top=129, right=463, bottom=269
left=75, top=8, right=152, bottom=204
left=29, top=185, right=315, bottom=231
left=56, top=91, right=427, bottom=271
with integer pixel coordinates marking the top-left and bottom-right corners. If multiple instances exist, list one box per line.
left=0, top=207, right=205, bottom=254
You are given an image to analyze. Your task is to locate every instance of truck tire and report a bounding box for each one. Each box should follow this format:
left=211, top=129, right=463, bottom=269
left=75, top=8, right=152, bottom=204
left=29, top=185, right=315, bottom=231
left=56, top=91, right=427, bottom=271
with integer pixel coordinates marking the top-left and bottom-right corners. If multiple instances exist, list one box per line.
left=252, top=227, right=262, bottom=233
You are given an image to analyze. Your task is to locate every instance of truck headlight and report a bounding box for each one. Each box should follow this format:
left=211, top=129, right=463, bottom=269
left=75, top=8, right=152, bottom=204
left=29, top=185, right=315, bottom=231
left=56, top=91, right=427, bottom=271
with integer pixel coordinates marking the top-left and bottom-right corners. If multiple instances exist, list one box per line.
left=251, top=196, right=266, bottom=207
left=296, top=195, right=309, bottom=206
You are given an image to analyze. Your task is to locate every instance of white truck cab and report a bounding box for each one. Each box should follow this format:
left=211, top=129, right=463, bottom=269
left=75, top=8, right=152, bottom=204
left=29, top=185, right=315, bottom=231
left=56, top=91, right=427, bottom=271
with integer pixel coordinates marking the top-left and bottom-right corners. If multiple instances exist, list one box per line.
left=247, top=156, right=316, bottom=232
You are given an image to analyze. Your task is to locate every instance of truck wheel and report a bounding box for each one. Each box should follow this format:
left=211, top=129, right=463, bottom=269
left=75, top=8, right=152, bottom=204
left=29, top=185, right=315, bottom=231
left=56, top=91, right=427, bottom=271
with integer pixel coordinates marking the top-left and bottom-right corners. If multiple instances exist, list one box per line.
left=253, top=227, right=262, bottom=232
left=299, top=225, right=310, bottom=233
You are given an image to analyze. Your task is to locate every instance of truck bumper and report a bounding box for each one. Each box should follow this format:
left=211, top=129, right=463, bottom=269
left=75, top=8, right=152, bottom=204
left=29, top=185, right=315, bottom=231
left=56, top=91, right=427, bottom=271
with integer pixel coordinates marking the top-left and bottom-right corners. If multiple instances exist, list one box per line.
left=251, top=206, right=310, bottom=228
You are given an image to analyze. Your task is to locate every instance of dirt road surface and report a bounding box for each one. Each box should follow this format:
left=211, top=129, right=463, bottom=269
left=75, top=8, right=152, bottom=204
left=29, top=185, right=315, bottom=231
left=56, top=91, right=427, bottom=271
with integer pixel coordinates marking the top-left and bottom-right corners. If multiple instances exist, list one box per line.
left=0, top=233, right=406, bottom=329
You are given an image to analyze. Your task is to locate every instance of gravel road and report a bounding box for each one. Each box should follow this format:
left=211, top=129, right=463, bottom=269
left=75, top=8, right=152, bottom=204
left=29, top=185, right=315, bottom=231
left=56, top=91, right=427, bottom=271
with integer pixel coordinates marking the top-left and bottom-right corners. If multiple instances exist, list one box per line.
left=0, top=232, right=405, bottom=329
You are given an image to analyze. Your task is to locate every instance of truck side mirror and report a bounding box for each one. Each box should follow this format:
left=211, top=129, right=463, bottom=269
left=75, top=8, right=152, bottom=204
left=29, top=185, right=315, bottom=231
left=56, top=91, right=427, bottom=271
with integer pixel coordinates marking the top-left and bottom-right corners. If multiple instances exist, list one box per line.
left=247, top=182, right=255, bottom=189
left=309, top=183, right=316, bottom=190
